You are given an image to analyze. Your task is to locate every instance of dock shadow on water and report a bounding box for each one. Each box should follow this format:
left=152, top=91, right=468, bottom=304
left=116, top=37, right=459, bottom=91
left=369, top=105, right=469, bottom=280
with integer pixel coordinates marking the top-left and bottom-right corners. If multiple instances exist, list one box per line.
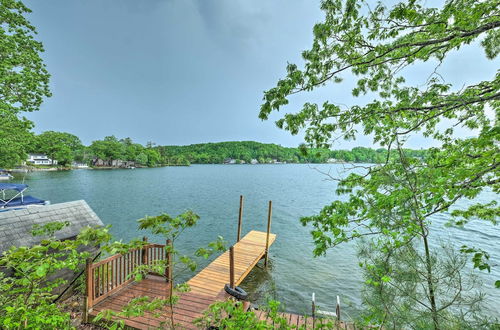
left=239, top=259, right=278, bottom=305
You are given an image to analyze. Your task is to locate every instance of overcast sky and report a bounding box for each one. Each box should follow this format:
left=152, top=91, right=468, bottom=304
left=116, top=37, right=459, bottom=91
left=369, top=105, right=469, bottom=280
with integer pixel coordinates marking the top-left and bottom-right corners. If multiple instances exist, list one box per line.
left=24, top=0, right=496, bottom=148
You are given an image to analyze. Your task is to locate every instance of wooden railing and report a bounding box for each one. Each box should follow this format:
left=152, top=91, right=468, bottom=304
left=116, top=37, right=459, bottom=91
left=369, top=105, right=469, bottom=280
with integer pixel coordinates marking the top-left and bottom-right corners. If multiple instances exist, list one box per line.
left=144, top=243, right=168, bottom=270
left=83, top=241, right=171, bottom=321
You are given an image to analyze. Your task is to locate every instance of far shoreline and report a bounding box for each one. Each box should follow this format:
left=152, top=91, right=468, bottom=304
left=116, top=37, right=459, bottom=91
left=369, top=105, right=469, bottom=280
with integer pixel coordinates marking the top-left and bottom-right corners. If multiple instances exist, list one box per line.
left=9, top=161, right=376, bottom=173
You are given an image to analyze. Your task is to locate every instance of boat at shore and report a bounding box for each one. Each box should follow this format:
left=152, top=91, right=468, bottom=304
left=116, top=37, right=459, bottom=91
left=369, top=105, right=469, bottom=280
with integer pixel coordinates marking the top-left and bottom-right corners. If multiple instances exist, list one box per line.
left=0, top=183, right=49, bottom=210
left=0, top=169, right=13, bottom=181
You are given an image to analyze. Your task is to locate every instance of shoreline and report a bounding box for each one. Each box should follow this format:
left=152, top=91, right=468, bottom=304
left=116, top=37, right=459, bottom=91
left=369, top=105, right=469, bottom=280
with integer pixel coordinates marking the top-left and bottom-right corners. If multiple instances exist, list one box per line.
left=7, top=162, right=369, bottom=174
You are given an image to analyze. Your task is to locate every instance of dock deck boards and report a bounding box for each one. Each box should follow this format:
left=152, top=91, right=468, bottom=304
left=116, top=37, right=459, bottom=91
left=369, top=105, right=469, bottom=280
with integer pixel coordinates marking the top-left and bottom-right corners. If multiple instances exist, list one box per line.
left=250, top=309, right=351, bottom=329
left=89, top=230, right=277, bottom=329
left=187, top=230, right=276, bottom=296
left=89, top=275, right=229, bottom=329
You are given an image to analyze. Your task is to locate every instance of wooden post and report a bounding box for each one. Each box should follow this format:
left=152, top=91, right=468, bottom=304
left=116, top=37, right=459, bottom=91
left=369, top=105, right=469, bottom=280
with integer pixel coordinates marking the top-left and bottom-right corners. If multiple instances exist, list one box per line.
left=237, top=195, right=244, bottom=242
left=264, top=200, right=272, bottom=267
left=312, top=292, right=316, bottom=328
left=336, top=295, right=341, bottom=321
left=229, top=246, right=235, bottom=289
left=142, top=236, right=148, bottom=265
left=83, top=257, right=92, bottom=323
left=165, top=239, right=172, bottom=284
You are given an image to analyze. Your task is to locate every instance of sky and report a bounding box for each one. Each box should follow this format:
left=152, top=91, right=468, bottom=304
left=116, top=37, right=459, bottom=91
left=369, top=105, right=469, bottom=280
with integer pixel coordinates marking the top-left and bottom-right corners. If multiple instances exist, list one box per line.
left=24, top=0, right=497, bottom=148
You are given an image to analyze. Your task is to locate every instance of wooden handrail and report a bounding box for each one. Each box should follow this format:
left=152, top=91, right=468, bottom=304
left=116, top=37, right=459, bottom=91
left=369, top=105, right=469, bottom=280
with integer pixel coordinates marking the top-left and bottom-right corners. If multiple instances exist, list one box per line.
left=89, top=244, right=165, bottom=269
left=84, top=243, right=167, bottom=314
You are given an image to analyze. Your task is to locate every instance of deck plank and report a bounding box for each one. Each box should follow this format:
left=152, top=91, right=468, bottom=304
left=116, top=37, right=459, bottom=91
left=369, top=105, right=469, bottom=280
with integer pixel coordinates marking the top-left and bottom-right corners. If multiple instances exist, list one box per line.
left=87, top=229, right=346, bottom=329
left=187, top=230, right=276, bottom=296
left=90, top=230, right=276, bottom=329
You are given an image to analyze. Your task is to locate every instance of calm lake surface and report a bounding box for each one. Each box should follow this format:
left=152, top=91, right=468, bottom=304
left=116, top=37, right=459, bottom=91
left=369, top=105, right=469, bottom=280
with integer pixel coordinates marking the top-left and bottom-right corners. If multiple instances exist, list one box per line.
left=11, top=165, right=500, bottom=319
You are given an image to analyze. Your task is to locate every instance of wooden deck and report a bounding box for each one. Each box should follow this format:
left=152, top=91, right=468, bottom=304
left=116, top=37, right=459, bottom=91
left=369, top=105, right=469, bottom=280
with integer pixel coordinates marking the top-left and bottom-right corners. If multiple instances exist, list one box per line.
left=87, top=230, right=277, bottom=329
left=187, top=230, right=276, bottom=296
left=89, top=275, right=228, bottom=329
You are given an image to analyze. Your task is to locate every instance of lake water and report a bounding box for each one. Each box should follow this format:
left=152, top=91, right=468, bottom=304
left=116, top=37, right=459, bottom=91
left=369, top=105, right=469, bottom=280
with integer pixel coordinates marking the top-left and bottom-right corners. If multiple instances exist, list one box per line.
left=10, top=165, right=500, bottom=320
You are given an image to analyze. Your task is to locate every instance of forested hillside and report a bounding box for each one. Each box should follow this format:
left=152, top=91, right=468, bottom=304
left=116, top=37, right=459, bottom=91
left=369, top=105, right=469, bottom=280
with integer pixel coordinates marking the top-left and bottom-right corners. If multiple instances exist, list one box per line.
left=20, top=136, right=427, bottom=167
left=156, top=141, right=426, bottom=164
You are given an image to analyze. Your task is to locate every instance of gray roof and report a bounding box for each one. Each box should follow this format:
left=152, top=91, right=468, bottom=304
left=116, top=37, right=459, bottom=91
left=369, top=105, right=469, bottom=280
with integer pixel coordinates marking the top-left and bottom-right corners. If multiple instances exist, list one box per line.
left=0, top=200, right=104, bottom=253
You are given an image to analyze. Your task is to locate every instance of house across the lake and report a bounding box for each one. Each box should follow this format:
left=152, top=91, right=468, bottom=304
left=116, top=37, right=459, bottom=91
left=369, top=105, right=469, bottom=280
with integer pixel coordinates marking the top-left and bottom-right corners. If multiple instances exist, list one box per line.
left=72, top=162, right=89, bottom=168
left=27, top=153, right=58, bottom=165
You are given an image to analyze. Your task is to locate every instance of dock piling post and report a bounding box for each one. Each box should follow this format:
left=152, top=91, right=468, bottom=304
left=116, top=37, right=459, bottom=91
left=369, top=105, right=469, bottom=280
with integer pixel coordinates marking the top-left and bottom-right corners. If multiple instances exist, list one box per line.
left=142, top=237, right=148, bottom=266
left=264, top=200, right=272, bottom=267
left=312, top=292, right=316, bottom=328
left=336, top=295, right=341, bottom=321
left=237, top=195, right=244, bottom=242
left=229, top=246, right=235, bottom=289
left=83, top=257, right=92, bottom=323
left=165, top=239, right=172, bottom=285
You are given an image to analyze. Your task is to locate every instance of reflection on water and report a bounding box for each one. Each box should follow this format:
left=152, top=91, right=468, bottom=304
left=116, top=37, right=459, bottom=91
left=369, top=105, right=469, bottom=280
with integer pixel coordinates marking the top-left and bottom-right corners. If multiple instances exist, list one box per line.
left=11, top=165, right=499, bottom=319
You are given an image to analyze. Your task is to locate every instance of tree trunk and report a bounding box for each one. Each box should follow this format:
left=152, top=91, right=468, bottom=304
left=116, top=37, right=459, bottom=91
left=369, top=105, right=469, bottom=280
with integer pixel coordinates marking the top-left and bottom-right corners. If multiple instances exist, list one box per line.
left=397, top=142, right=440, bottom=329
left=420, top=225, right=440, bottom=329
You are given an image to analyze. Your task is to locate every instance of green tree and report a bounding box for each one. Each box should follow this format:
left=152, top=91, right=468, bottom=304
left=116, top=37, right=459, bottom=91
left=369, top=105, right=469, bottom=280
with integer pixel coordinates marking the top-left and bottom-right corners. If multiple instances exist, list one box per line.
left=144, top=148, right=161, bottom=167
left=135, top=152, right=148, bottom=166
left=260, top=0, right=498, bottom=328
left=89, top=136, right=125, bottom=164
left=0, top=113, right=34, bottom=168
left=0, top=0, right=51, bottom=168
left=33, top=131, right=83, bottom=166
left=359, top=240, right=488, bottom=328
left=73, top=146, right=90, bottom=164
left=96, top=212, right=225, bottom=329
left=0, top=222, right=112, bottom=329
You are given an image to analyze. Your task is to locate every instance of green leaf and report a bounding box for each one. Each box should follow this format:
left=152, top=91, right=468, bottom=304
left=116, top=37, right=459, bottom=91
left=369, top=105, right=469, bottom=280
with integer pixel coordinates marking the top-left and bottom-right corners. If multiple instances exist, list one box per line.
left=35, top=264, right=49, bottom=277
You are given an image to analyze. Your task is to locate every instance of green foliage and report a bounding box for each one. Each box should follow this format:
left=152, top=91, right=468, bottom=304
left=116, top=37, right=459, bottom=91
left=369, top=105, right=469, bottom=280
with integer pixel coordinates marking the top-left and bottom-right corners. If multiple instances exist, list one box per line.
left=0, top=0, right=51, bottom=168
left=0, top=0, right=51, bottom=114
left=195, top=300, right=337, bottom=329
left=135, top=152, right=148, bottom=165
left=97, top=211, right=227, bottom=329
left=135, top=211, right=226, bottom=278
left=195, top=300, right=270, bottom=329
left=138, top=210, right=199, bottom=237
left=260, top=0, right=499, bottom=328
left=0, top=222, right=112, bottom=329
left=93, top=296, right=172, bottom=329
left=157, top=141, right=426, bottom=164
left=21, top=135, right=427, bottom=168
left=0, top=113, right=35, bottom=168
left=87, top=136, right=162, bottom=167
left=460, top=246, right=492, bottom=273
left=89, top=136, right=126, bottom=163
left=359, top=240, right=488, bottom=328
left=31, top=131, right=83, bottom=166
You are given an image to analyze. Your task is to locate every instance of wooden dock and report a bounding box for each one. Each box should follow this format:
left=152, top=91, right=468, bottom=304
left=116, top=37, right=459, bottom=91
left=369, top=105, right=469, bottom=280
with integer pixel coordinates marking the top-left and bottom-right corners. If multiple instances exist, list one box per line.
left=89, top=275, right=227, bottom=329
left=84, top=198, right=348, bottom=329
left=86, top=230, right=277, bottom=329
left=187, top=230, right=276, bottom=297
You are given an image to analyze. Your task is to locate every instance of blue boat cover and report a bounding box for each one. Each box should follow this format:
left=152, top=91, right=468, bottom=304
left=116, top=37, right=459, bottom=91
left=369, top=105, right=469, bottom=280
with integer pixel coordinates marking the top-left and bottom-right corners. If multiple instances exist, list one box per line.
left=0, top=183, right=28, bottom=192
left=1, top=195, right=45, bottom=207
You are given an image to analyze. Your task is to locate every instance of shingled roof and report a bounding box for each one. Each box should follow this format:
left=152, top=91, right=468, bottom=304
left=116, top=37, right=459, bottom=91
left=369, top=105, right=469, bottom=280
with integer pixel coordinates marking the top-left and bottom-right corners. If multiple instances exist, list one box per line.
left=0, top=200, right=104, bottom=253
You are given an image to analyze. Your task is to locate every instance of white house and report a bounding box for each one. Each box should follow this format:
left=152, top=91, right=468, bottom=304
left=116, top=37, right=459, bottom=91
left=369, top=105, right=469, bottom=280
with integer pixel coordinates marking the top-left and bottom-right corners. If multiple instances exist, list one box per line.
left=27, top=153, right=58, bottom=165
